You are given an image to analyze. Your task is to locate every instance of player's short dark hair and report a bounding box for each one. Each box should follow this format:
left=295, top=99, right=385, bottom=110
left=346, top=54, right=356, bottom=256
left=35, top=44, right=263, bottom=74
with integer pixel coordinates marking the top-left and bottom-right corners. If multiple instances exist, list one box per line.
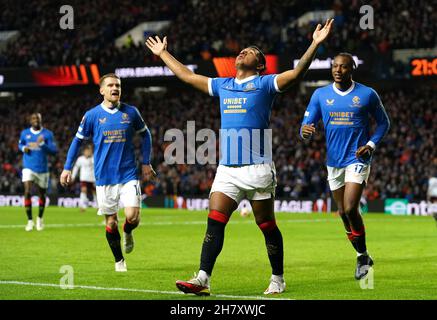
left=248, top=45, right=267, bottom=72
left=30, top=112, right=42, bottom=120
left=99, top=73, right=121, bottom=87
left=334, top=52, right=357, bottom=69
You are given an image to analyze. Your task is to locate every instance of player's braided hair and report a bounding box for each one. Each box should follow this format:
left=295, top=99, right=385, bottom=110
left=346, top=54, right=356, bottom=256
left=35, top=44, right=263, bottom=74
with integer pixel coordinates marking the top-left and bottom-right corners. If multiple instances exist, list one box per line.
left=248, top=45, right=267, bottom=73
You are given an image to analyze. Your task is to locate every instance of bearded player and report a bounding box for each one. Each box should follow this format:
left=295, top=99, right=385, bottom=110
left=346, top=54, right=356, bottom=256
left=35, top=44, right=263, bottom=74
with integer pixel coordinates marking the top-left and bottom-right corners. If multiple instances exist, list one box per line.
left=147, top=19, right=333, bottom=295
left=300, top=53, right=390, bottom=280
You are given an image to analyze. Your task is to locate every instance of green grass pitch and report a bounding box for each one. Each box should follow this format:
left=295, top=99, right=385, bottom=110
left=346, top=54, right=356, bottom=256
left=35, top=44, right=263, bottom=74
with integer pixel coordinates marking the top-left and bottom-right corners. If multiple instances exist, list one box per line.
left=0, top=207, right=436, bottom=300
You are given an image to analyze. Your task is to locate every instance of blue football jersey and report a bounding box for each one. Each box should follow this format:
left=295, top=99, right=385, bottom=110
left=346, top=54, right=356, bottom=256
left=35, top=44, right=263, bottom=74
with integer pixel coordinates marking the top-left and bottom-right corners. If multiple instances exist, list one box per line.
left=301, top=81, right=390, bottom=167
left=208, top=74, right=281, bottom=165
left=75, top=103, right=147, bottom=186
left=19, top=127, right=57, bottom=173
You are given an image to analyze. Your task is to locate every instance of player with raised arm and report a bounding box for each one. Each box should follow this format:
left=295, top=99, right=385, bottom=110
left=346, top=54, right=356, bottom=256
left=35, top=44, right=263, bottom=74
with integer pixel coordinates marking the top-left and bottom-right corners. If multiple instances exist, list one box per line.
left=300, top=53, right=390, bottom=280
left=71, top=144, right=96, bottom=211
left=19, top=113, right=58, bottom=231
left=60, top=74, right=156, bottom=272
left=147, top=19, right=333, bottom=295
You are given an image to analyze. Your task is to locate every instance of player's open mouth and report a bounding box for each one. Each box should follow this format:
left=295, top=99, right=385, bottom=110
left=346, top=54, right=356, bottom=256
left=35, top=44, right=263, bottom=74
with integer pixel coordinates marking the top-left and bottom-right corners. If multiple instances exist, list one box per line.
left=111, top=92, right=120, bottom=96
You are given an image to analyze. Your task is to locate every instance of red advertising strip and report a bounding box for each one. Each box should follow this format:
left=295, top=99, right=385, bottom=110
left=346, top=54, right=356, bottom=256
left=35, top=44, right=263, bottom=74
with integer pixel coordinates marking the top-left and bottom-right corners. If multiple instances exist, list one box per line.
left=31, top=64, right=101, bottom=86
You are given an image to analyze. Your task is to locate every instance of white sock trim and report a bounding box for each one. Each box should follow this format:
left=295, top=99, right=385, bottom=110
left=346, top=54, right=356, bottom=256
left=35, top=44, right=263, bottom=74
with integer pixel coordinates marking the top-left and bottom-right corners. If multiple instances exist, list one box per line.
left=271, top=274, right=284, bottom=282
left=198, top=270, right=210, bottom=283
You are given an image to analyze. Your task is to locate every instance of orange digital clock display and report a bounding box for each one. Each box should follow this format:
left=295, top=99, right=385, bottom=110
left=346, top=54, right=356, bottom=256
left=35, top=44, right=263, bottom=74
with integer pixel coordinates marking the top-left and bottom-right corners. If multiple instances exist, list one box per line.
left=411, top=58, right=437, bottom=76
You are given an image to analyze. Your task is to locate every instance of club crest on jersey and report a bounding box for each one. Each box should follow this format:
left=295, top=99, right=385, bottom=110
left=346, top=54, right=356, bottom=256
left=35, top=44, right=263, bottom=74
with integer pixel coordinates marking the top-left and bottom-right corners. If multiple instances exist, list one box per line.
left=350, top=96, right=362, bottom=107
left=99, top=117, right=107, bottom=124
left=243, top=82, right=256, bottom=91
left=121, top=113, right=130, bottom=124
left=26, top=134, right=31, bottom=139
left=326, top=99, right=334, bottom=106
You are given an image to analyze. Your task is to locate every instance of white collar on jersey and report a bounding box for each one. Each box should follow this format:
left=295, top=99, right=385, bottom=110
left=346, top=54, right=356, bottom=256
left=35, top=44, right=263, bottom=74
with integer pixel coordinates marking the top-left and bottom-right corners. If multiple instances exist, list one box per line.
left=234, top=74, right=258, bottom=85
left=100, top=102, right=120, bottom=114
left=30, top=127, right=43, bottom=134
left=332, top=80, right=355, bottom=96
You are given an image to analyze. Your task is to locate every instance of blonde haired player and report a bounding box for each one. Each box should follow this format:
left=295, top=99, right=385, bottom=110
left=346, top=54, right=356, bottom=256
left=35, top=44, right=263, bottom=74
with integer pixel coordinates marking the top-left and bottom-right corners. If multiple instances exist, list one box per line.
left=60, top=74, right=156, bottom=272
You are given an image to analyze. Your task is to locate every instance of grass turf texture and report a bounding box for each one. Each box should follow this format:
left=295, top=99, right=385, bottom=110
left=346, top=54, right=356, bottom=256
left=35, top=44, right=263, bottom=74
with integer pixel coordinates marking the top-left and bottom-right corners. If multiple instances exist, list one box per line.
left=0, top=207, right=436, bottom=300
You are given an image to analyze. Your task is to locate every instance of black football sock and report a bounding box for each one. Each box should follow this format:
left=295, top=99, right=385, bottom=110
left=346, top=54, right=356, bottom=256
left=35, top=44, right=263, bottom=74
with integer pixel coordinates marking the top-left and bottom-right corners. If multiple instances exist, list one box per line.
left=105, top=226, right=124, bottom=262
left=123, top=220, right=138, bottom=234
left=352, top=225, right=367, bottom=254
left=199, top=210, right=229, bottom=275
left=346, top=231, right=360, bottom=252
left=38, top=198, right=46, bottom=218
left=347, top=211, right=367, bottom=254
left=24, top=198, right=32, bottom=220
left=340, top=213, right=359, bottom=251
left=258, top=220, right=284, bottom=275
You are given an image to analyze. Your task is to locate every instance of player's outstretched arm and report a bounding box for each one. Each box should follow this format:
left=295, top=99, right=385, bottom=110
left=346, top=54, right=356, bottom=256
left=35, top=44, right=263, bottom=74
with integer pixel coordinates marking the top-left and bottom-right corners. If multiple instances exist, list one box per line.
left=277, top=19, right=334, bottom=91
left=146, top=36, right=209, bottom=94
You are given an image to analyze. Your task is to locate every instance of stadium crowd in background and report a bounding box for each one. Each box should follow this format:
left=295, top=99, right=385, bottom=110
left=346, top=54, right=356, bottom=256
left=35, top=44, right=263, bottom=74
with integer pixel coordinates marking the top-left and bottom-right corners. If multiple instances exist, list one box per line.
left=0, top=0, right=435, bottom=203
left=0, top=86, right=435, bottom=201
left=0, top=0, right=434, bottom=70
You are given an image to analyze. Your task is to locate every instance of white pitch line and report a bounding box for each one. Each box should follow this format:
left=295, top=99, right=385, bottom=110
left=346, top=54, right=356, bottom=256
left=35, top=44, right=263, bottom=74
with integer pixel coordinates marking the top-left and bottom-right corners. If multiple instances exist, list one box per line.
left=0, top=218, right=334, bottom=229
left=0, top=280, right=292, bottom=300
left=0, top=216, right=423, bottom=230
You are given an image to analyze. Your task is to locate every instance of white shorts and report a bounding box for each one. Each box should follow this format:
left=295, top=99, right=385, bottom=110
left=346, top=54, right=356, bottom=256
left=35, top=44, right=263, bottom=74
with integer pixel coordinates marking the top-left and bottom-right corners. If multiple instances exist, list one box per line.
left=327, top=163, right=371, bottom=191
left=22, top=169, right=49, bottom=189
left=96, top=180, right=141, bottom=216
left=210, top=163, right=277, bottom=204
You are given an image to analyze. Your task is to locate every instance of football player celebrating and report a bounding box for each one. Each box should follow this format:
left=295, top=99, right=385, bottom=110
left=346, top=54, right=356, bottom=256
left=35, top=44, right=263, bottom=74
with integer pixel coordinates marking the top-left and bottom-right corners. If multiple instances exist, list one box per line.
left=300, top=53, right=390, bottom=280
left=147, top=19, right=333, bottom=295
left=60, top=74, right=156, bottom=272
left=19, top=113, right=58, bottom=231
